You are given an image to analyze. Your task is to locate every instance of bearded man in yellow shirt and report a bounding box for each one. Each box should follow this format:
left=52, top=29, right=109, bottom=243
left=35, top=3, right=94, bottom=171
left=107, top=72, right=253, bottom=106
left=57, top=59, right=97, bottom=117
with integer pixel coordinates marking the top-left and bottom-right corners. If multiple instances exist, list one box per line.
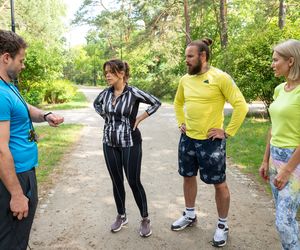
left=171, top=38, right=248, bottom=248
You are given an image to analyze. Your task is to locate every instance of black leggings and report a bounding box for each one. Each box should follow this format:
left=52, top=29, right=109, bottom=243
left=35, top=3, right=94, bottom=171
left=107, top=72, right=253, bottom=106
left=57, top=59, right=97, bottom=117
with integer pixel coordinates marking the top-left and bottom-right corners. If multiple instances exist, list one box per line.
left=103, top=143, right=148, bottom=218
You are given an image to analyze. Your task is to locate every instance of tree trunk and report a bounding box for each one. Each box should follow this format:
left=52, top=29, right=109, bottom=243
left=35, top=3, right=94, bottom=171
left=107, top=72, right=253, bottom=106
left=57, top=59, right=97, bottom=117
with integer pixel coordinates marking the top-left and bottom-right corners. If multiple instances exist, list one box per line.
left=184, top=0, right=191, bottom=45
left=219, top=0, right=228, bottom=48
left=278, top=0, right=286, bottom=29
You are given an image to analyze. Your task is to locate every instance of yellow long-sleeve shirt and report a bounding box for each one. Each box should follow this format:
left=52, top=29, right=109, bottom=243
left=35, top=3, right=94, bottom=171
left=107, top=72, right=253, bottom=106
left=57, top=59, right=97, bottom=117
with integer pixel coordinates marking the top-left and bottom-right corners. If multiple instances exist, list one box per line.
left=174, top=67, right=248, bottom=140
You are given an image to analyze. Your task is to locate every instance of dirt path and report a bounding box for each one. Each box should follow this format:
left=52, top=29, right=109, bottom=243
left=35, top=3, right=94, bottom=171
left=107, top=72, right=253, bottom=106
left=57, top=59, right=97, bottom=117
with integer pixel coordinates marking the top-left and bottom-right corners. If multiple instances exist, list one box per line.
left=29, top=87, right=280, bottom=250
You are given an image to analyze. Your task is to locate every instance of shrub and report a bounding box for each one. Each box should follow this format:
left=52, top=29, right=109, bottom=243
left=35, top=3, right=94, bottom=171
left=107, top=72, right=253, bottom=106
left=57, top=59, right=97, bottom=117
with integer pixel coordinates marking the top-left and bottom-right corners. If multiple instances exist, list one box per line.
left=20, top=81, right=46, bottom=106
left=44, top=80, right=76, bottom=104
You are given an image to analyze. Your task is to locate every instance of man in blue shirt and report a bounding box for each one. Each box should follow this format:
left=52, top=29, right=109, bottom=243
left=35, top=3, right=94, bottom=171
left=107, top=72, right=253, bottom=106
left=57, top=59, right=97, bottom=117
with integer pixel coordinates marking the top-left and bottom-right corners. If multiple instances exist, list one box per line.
left=0, top=30, right=64, bottom=250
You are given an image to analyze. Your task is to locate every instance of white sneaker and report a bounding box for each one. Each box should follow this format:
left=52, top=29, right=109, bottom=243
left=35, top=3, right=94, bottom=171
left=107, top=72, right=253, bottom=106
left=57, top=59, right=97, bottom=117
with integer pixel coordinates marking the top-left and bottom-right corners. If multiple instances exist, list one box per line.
left=212, top=223, right=229, bottom=247
left=171, top=212, right=197, bottom=231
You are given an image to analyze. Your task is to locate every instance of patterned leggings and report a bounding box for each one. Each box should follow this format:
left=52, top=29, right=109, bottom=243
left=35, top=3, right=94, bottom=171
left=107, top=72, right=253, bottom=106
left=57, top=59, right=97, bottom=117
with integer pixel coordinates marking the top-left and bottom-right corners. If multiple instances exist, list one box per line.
left=269, top=146, right=300, bottom=250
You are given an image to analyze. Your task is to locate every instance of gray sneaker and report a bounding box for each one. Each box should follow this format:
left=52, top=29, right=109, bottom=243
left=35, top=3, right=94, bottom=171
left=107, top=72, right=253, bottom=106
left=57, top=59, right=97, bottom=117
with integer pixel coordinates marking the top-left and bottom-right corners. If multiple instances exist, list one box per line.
left=139, top=218, right=152, bottom=237
left=171, top=212, right=197, bottom=231
left=111, top=214, right=128, bottom=232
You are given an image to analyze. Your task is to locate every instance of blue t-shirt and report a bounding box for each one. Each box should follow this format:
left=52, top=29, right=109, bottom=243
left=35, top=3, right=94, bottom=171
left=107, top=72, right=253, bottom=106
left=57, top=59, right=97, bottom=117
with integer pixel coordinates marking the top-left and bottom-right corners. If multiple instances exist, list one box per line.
left=0, top=80, right=38, bottom=173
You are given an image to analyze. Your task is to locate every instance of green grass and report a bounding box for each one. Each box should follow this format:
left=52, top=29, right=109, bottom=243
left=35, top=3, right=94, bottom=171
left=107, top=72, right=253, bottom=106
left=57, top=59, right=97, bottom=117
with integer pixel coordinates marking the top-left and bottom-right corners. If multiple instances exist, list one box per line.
left=161, top=98, right=174, bottom=104
left=39, top=91, right=89, bottom=110
left=35, top=124, right=83, bottom=182
left=224, top=116, right=271, bottom=188
left=226, top=116, right=300, bottom=219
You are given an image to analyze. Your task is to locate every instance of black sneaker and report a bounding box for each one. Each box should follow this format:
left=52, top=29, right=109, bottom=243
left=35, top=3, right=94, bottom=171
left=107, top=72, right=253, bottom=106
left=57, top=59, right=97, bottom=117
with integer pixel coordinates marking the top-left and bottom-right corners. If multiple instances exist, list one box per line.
left=212, top=223, right=229, bottom=247
left=171, top=212, right=197, bottom=231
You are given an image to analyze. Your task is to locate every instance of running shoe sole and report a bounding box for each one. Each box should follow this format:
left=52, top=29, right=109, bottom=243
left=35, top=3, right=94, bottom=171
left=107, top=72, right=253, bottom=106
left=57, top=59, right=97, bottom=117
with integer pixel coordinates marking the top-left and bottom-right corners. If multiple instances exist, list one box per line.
left=212, top=229, right=229, bottom=247
left=140, top=229, right=152, bottom=237
left=171, top=220, right=197, bottom=231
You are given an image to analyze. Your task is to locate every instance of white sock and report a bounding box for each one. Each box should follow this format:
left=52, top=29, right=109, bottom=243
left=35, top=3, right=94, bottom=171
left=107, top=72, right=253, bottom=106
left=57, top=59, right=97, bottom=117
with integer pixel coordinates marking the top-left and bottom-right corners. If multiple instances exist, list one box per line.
left=185, top=207, right=195, bottom=218
left=218, top=217, right=228, bottom=227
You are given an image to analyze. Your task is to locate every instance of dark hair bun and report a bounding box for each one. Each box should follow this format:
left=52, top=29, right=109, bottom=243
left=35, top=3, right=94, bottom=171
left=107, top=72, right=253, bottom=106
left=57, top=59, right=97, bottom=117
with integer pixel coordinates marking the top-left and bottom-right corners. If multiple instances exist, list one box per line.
left=201, top=38, right=213, bottom=46
left=123, top=61, right=130, bottom=81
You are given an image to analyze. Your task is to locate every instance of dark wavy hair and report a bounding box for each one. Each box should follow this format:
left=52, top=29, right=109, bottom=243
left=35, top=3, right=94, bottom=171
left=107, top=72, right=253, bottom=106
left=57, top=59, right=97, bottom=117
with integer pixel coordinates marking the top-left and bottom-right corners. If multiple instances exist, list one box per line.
left=103, top=59, right=130, bottom=83
left=0, top=30, right=27, bottom=58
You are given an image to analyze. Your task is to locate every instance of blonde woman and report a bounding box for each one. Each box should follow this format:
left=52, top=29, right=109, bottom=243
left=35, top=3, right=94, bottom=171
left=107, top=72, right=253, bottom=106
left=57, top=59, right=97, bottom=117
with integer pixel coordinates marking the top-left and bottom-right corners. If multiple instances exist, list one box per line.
left=260, top=39, right=300, bottom=250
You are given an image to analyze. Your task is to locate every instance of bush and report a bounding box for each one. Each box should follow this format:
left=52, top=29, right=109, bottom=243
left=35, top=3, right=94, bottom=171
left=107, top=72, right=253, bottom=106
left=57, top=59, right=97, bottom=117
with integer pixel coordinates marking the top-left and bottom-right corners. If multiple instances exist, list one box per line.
left=44, top=80, right=76, bottom=104
left=20, top=79, right=77, bottom=105
left=20, top=81, right=47, bottom=106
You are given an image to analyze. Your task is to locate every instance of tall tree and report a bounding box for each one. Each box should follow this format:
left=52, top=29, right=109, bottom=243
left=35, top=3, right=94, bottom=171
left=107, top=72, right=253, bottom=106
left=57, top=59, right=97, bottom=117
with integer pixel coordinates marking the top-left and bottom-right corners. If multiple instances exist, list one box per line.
left=183, top=0, right=191, bottom=45
left=278, top=0, right=286, bottom=29
left=219, top=0, right=228, bottom=48
left=69, top=0, right=300, bottom=102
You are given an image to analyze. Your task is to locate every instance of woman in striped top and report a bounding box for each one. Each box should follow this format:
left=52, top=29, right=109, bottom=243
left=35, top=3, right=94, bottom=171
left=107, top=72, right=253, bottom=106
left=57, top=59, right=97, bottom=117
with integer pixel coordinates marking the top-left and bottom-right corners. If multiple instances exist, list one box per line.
left=94, top=59, right=161, bottom=237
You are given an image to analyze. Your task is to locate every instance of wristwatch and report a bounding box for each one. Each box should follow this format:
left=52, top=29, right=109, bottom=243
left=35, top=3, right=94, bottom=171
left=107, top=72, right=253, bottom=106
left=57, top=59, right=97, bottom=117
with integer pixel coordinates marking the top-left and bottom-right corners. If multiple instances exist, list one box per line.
left=43, top=112, right=53, bottom=121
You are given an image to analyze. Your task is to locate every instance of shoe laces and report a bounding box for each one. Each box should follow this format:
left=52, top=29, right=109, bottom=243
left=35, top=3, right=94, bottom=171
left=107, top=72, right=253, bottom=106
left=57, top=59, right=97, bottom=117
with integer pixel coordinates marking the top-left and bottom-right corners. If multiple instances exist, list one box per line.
left=116, top=214, right=126, bottom=222
left=141, top=218, right=150, bottom=225
left=176, top=214, right=192, bottom=225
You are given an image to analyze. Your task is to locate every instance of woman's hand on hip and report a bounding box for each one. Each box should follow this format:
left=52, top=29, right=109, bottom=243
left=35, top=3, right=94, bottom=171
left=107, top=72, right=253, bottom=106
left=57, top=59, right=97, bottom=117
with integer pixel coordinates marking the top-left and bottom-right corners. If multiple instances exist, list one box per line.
left=133, top=118, right=141, bottom=131
left=133, top=112, right=149, bottom=131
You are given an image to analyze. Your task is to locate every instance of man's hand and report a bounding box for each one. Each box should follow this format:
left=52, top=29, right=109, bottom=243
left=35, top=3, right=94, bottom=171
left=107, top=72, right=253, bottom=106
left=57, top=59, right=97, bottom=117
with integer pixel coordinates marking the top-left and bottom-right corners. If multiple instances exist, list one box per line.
left=179, top=123, right=186, bottom=134
left=259, top=162, right=269, bottom=181
left=207, top=128, right=226, bottom=140
left=45, top=113, right=64, bottom=127
left=10, top=193, right=29, bottom=220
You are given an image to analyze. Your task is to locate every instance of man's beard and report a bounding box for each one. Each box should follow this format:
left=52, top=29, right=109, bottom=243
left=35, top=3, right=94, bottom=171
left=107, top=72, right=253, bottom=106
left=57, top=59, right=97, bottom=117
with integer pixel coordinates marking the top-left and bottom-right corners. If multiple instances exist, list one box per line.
left=7, top=68, right=18, bottom=81
left=188, top=60, right=202, bottom=75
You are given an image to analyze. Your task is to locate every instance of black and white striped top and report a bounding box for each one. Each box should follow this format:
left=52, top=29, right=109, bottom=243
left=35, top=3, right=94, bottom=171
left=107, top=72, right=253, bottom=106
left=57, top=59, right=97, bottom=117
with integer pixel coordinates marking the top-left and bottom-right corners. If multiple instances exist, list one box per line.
left=94, top=85, right=161, bottom=147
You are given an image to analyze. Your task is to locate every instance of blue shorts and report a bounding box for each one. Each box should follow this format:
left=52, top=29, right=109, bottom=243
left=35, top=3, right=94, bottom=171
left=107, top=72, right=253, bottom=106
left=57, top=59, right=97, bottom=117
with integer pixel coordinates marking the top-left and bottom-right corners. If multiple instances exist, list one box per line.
left=178, top=134, right=226, bottom=184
